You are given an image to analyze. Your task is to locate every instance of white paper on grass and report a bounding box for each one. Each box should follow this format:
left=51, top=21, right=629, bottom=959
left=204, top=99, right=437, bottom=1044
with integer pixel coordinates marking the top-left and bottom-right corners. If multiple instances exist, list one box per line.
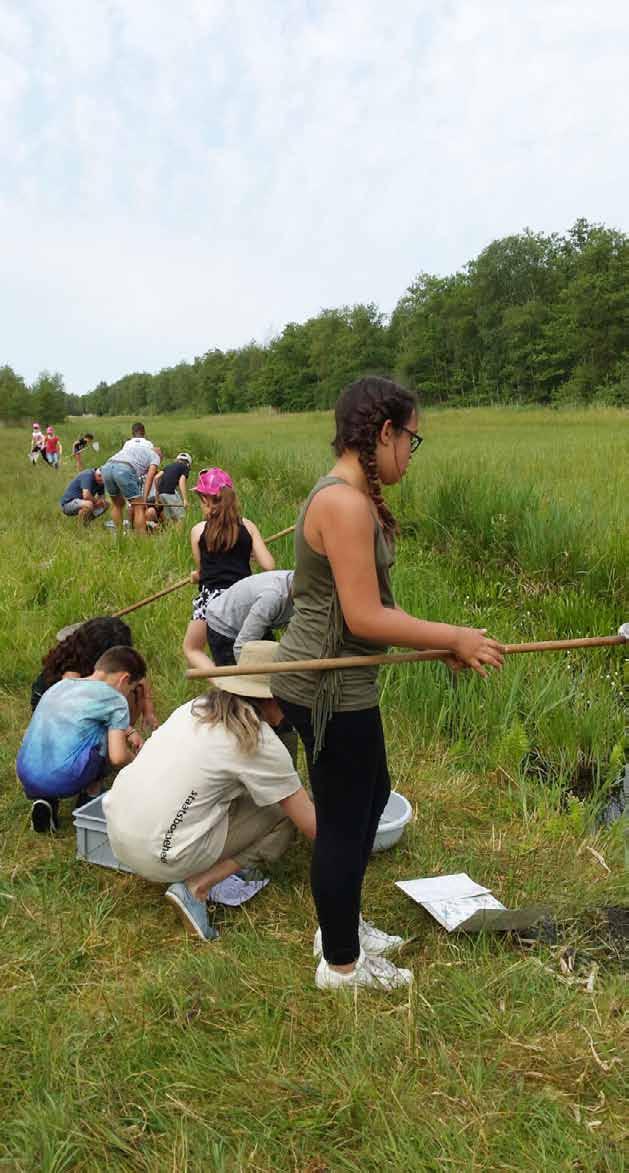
left=395, top=873, right=491, bottom=904
left=422, top=893, right=506, bottom=931
left=396, top=872, right=549, bottom=933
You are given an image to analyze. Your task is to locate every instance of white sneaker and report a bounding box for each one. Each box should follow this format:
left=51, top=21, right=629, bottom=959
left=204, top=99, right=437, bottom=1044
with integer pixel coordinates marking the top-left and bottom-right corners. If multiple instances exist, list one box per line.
left=313, top=915, right=404, bottom=959
left=315, top=949, right=412, bottom=991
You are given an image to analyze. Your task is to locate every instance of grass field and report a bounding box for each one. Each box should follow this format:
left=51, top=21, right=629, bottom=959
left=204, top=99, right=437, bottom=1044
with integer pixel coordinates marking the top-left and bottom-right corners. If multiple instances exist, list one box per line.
left=0, top=406, right=627, bottom=1171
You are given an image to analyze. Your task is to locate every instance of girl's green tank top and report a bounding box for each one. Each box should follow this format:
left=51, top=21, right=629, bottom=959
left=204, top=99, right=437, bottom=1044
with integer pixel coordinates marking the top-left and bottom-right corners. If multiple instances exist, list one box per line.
left=273, top=475, right=395, bottom=755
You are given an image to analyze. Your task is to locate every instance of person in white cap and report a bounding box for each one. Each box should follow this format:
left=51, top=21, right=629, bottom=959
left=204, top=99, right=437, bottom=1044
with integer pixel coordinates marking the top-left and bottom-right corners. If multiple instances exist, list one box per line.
left=103, top=642, right=316, bottom=942
left=147, top=451, right=192, bottom=524
left=29, top=423, right=45, bottom=464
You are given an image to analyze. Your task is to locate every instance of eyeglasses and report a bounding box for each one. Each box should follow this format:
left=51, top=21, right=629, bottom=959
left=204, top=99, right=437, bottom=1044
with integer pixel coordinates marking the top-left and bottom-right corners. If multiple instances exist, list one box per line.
left=401, top=427, right=423, bottom=454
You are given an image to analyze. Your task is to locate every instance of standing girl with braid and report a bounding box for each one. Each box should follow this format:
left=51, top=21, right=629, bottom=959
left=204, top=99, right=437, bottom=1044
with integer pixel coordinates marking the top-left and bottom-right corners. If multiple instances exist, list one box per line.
left=273, top=377, right=504, bottom=991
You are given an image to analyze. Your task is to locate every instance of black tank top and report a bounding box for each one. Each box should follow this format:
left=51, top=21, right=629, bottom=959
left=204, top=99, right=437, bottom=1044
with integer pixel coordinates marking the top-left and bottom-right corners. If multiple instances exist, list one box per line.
left=198, top=522, right=253, bottom=591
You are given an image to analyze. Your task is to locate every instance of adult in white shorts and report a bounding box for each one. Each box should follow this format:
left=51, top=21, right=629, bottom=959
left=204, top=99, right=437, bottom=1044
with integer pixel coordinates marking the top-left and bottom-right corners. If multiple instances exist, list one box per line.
left=103, top=642, right=316, bottom=941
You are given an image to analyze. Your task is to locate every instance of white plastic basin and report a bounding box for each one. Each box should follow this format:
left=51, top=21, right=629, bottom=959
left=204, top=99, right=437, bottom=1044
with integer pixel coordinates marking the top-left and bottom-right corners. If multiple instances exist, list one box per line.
left=372, top=791, right=413, bottom=853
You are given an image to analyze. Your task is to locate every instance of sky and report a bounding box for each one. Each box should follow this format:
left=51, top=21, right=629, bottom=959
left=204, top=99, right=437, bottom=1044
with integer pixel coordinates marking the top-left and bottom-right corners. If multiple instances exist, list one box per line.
left=2, top=0, right=629, bottom=396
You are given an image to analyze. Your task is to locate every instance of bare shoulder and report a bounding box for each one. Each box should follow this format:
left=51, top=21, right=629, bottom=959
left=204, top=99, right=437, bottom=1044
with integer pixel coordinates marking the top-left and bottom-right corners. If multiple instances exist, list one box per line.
left=241, top=517, right=259, bottom=535
left=190, top=521, right=204, bottom=539
left=309, top=481, right=371, bottom=523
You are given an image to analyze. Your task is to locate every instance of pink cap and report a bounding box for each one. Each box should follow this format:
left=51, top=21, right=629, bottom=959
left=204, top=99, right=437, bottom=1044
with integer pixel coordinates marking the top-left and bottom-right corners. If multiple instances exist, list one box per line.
left=192, top=467, right=233, bottom=496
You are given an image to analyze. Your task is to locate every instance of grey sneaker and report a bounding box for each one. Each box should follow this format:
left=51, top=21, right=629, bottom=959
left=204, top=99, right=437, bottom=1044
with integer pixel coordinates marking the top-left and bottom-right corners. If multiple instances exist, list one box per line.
left=315, top=948, right=412, bottom=991
left=165, top=883, right=219, bottom=942
left=314, top=915, right=404, bottom=958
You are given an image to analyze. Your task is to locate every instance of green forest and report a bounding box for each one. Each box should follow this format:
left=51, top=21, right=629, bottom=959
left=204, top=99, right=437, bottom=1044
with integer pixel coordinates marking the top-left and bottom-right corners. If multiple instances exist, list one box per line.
left=3, top=218, right=629, bottom=422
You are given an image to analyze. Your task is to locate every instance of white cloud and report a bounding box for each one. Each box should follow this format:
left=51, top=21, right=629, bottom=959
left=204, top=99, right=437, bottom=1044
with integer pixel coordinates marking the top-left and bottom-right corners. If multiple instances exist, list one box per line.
left=1, top=0, right=628, bottom=392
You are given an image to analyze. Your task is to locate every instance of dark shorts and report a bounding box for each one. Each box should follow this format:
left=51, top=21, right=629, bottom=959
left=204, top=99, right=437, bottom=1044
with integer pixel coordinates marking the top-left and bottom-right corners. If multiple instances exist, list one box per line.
left=207, top=628, right=237, bottom=666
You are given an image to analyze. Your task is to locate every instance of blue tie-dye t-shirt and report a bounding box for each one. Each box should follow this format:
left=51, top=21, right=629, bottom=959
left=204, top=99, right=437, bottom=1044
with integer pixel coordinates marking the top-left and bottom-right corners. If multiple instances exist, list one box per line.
left=16, top=678, right=130, bottom=799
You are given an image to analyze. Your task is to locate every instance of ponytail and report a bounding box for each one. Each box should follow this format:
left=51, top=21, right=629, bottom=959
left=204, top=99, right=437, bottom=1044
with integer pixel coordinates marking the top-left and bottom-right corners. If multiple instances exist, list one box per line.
left=201, top=486, right=242, bottom=553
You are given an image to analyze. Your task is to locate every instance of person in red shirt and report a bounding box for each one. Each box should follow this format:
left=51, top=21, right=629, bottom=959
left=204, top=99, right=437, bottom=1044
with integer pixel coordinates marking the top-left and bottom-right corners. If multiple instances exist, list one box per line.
left=44, top=427, right=63, bottom=469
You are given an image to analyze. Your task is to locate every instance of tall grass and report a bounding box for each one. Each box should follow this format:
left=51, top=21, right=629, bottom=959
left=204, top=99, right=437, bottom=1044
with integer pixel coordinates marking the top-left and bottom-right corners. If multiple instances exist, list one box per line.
left=0, top=406, right=627, bottom=1170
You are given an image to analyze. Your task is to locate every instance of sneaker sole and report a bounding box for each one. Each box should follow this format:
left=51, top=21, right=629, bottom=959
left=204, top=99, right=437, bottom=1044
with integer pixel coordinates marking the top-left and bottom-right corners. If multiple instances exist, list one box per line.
left=31, top=800, right=56, bottom=834
left=164, top=889, right=211, bottom=942
left=315, top=972, right=413, bottom=991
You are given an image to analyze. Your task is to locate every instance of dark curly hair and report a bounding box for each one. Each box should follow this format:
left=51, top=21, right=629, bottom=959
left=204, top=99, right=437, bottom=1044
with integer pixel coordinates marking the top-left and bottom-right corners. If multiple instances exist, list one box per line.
left=332, top=377, right=417, bottom=541
left=41, top=617, right=133, bottom=687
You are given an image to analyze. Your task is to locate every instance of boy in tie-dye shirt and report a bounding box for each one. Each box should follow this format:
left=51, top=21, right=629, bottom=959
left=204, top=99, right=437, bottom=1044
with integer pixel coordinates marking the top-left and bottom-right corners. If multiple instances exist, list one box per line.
left=17, top=645, right=147, bottom=834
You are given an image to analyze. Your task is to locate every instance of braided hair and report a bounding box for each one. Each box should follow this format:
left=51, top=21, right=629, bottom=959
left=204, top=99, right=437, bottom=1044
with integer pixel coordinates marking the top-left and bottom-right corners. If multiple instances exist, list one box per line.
left=41, top=616, right=133, bottom=687
left=332, top=377, right=417, bottom=542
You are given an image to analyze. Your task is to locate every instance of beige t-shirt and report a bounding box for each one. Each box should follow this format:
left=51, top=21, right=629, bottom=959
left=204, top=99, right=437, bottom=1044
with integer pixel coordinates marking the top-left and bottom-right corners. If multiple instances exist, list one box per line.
left=103, top=699, right=300, bottom=882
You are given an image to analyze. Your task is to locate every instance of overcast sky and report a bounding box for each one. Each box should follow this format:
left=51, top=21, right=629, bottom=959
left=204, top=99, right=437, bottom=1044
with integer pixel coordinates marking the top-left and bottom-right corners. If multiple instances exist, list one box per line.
left=2, top=0, right=628, bottom=395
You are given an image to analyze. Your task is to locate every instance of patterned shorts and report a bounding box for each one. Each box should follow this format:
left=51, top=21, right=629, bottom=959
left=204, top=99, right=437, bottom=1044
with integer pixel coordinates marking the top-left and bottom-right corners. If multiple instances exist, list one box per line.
left=191, top=585, right=223, bottom=621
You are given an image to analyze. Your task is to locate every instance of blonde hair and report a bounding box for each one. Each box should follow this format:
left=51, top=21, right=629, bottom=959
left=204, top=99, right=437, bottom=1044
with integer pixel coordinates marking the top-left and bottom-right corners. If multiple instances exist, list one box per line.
left=199, top=486, right=242, bottom=553
left=191, top=690, right=262, bottom=754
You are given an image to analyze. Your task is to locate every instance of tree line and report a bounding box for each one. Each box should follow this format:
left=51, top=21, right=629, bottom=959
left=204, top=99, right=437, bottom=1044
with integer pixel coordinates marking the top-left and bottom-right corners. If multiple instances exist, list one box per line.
left=2, top=219, right=628, bottom=424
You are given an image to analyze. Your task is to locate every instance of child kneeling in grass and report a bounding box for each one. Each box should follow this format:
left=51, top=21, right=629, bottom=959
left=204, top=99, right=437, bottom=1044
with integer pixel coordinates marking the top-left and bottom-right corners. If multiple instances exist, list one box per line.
left=16, top=646, right=147, bottom=834
left=103, top=642, right=316, bottom=942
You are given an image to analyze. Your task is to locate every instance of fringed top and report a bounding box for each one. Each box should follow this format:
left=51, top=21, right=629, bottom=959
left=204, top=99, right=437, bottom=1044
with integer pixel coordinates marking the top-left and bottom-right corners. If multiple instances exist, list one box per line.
left=272, top=476, right=395, bottom=758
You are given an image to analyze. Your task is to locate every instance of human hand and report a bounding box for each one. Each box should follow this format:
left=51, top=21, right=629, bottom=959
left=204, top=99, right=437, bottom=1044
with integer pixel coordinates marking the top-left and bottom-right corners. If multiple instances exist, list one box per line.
left=190, top=570, right=200, bottom=584
left=450, top=628, right=504, bottom=677
left=127, top=730, right=144, bottom=754
left=440, top=653, right=466, bottom=673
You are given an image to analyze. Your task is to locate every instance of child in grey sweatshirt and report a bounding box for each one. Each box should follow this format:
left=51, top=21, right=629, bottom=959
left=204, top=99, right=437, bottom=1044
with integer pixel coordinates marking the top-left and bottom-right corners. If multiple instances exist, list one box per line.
left=205, top=570, right=294, bottom=665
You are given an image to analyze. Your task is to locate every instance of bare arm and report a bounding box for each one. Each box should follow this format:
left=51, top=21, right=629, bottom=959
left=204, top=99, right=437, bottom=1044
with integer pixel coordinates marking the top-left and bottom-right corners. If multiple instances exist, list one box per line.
left=81, top=488, right=95, bottom=502
left=178, top=474, right=189, bottom=507
left=243, top=519, right=275, bottom=570
left=279, top=787, right=316, bottom=840
left=313, top=486, right=503, bottom=676
left=190, top=521, right=204, bottom=580
left=143, top=463, right=159, bottom=501
left=107, top=728, right=134, bottom=767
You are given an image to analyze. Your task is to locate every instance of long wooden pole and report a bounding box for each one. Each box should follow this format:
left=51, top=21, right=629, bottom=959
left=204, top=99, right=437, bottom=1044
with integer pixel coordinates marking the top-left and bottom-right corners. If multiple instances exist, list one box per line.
left=185, top=632, right=627, bottom=679
left=112, top=523, right=296, bottom=619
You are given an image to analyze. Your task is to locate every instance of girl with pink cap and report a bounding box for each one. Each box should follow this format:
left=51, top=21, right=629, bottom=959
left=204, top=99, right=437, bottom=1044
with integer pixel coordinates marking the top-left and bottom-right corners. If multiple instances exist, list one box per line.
left=183, top=468, right=276, bottom=672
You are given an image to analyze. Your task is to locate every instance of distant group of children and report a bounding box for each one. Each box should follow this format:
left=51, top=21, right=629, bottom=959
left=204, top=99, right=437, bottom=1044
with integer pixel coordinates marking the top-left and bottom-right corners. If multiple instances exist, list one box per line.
left=17, top=378, right=505, bottom=992
left=29, top=423, right=63, bottom=467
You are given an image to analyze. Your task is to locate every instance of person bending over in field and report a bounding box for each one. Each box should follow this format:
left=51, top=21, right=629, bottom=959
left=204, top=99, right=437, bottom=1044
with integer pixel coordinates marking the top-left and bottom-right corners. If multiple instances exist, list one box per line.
left=200, top=569, right=295, bottom=671
left=72, top=432, right=95, bottom=471
left=17, top=646, right=147, bottom=835
left=147, top=451, right=192, bottom=525
left=104, top=642, right=316, bottom=942
left=31, top=615, right=158, bottom=732
left=59, top=466, right=109, bottom=523
left=182, top=468, right=275, bottom=672
left=272, top=376, right=504, bottom=992
left=100, top=422, right=161, bottom=534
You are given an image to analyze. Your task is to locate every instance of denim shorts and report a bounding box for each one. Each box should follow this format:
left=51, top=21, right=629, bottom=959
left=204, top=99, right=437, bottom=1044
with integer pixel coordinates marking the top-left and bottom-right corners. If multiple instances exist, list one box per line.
left=101, top=460, right=141, bottom=501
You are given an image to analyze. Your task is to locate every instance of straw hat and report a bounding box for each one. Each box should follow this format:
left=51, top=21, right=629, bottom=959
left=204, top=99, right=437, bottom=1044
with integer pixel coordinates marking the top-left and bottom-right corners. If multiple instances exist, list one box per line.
left=212, top=640, right=279, bottom=699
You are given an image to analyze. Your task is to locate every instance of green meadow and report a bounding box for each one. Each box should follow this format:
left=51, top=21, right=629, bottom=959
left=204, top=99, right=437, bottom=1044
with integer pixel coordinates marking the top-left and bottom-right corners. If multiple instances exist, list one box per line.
left=0, top=406, right=627, bottom=1171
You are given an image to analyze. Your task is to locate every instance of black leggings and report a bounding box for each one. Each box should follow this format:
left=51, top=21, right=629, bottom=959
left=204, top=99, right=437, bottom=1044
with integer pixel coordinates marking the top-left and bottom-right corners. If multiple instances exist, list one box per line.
left=278, top=701, right=391, bottom=965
